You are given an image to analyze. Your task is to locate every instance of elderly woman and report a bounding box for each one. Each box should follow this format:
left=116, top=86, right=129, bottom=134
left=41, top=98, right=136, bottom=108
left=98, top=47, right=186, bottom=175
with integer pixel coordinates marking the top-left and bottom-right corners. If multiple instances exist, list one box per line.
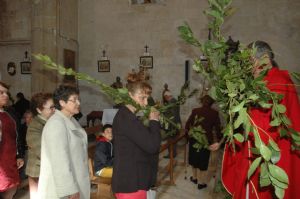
left=112, top=74, right=161, bottom=199
left=26, top=92, right=55, bottom=199
left=185, top=95, right=222, bottom=189
left=0, top=81, right=24, bottom=199
left=38, top=85, right=90, bottom=199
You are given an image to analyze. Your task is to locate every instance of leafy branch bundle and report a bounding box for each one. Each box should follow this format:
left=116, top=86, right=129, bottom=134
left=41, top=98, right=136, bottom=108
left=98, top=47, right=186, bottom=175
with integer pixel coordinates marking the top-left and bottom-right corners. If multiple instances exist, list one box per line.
left=34, top=54, right=197, bottom=137
left=188, top=117, right=209, bottom=151
left=178, top=0, right=300, bottom=198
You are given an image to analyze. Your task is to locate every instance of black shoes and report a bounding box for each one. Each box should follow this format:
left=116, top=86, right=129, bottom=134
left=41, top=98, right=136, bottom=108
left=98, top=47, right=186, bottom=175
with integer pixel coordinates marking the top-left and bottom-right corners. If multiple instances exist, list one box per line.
left=197, top=183, right=207, bottom=190
left=190, top=176, right=198, bottom=184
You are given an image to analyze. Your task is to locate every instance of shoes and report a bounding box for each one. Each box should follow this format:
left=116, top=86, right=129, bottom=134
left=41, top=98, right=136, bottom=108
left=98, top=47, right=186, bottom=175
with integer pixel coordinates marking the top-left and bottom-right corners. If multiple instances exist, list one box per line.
left=189, top=176, right=197, bottom=184
left=197, top=183, right=207, bottom=190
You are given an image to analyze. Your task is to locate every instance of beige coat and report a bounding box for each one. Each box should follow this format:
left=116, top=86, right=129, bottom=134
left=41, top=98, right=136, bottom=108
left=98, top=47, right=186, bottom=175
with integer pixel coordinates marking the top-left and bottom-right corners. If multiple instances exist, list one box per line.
left=38, top=110, right=90, bottom=199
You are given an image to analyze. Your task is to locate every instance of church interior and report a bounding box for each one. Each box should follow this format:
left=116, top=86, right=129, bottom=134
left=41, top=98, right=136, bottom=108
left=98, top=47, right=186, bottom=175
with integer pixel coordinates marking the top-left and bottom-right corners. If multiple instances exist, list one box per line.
left=1, top=0, right=300, bottom=198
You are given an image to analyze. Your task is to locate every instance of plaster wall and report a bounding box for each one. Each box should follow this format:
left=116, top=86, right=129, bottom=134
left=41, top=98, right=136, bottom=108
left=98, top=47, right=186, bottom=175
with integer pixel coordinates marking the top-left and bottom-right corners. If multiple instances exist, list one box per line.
left=78, top=0, right=300, bottom=122
left=0, top=0, right=31, bottom=100
left=0, top=0, right=299, bottom=124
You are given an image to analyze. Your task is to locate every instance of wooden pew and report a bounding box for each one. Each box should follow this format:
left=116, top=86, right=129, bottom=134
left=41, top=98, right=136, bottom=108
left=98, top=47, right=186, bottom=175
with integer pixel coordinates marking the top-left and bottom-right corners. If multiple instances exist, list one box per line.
left=85, top=125, right=115, bottom=199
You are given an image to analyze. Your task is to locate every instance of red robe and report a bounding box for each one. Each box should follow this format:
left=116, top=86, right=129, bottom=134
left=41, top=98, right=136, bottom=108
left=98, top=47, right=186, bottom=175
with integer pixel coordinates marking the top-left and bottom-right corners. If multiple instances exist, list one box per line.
left=0, top=111, right=20, bottom=191
left=222, top=67, right=300, bottom=199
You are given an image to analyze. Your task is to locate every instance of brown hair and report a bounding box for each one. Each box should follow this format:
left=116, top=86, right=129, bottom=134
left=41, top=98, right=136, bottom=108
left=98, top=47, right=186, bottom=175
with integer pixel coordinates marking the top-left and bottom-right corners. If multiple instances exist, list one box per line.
left=126, top=70, right=151, bottom=95
left=30, top=92, right=53, bottom=116
left=0, top=81, right=9, bottom=90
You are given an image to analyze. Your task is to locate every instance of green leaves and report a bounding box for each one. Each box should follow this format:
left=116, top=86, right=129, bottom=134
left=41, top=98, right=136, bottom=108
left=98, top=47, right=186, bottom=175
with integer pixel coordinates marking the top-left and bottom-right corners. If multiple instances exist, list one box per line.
left=260, top=144, right=272, bottom=161
left=233, top=108, right=247, bottom=129
left=177, top=0, right=298, bottom=198
left=231, top=101, right=245, bottom=113
left=248, top=157, right=262, bottom=179
left=188, top=118, right=209, bottom=151
left=178, top=23, right=202, bottom=47
left=233, top=133, right=244, bottom=142
left=268, top=164, right=289, bottom=184
left=260, top=162, right=271, bottom=187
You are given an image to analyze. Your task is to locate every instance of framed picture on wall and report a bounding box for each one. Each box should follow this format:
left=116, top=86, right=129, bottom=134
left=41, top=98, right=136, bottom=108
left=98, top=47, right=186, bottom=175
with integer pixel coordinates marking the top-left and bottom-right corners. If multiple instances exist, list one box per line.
left=98, top=60, right=110, bottom=72
left=140, top=56, right=153, bottom=69
left=20, top=61, right=32, bottom=74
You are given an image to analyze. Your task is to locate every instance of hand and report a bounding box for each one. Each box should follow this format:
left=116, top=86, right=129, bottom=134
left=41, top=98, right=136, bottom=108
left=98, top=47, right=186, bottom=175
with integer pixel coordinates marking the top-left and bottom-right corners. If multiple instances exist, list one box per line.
left=17, top=158, right=24, bottom=169
left=208, top=142, right=220, bottom=151
left=68, top=192, right=80, bottom=199
left=149, top=109, right=160, bottom=121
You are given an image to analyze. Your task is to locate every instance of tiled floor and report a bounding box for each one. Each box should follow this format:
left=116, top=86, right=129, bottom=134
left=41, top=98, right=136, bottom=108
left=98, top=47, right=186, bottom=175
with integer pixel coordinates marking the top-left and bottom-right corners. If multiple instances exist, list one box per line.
left=14, top=142, right=226, bottom=199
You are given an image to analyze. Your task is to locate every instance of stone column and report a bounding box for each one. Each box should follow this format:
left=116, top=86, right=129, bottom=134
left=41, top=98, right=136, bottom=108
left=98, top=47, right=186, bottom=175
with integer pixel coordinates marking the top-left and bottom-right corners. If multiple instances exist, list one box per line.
left=31, top=0, right=59, bottom=93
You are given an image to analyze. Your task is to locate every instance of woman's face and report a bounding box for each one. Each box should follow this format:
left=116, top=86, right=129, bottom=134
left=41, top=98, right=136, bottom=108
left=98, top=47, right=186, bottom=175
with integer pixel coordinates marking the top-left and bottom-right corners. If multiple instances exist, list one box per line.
left=251, top=55, right=272, bottom=78
left=60, top=94, right=80, bottom=117
left=129, top=89, right=148, bottom=107
left=0, top=85, right=9, bottom=108
left=38, top=99, right=55, bottom=120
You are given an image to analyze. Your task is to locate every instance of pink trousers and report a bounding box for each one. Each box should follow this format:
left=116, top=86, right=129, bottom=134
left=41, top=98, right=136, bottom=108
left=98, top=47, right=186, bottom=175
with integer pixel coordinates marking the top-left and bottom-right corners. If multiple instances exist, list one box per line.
left=115, top=190, right=146, bottom=199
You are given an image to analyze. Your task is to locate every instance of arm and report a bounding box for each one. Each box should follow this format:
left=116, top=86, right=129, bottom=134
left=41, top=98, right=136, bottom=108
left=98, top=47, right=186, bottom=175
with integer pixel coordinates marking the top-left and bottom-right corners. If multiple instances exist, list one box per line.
left=27, top=122, right=43, bottom=162
left=121, top=110, right=161, bottom=154
left=43, top=118, right=78, bottom=197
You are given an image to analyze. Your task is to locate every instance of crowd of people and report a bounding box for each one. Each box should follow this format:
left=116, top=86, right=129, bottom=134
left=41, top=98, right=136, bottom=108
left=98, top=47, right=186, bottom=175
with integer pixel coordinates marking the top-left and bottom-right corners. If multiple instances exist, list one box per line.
left=0, top=40, right=300, bottom=199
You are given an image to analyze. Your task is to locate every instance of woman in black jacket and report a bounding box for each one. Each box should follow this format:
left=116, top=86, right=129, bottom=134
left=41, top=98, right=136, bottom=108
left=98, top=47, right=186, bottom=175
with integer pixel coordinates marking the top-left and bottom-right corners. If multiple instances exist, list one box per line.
left=112, top=75, right=161, bottom=199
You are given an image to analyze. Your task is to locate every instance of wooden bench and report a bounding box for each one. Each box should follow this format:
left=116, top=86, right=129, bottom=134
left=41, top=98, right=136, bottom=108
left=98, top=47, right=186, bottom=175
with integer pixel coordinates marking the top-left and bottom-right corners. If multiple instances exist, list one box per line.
left=85, top=125, right=114, bottom=199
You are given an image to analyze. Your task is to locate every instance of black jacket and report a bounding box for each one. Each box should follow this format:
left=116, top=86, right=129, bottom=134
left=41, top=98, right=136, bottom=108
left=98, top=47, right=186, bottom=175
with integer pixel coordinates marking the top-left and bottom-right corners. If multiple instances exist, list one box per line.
left=112, top=106, right=161, bottom=193
left=94, top=137, right=113, bottom=173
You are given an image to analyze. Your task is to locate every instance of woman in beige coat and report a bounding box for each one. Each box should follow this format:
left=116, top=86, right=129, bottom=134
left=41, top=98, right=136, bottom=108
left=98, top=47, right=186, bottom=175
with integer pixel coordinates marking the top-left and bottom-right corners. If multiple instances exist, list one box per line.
left=26, top=93, right=55, bottom=199
left=38, top=85, right=90, bottom=199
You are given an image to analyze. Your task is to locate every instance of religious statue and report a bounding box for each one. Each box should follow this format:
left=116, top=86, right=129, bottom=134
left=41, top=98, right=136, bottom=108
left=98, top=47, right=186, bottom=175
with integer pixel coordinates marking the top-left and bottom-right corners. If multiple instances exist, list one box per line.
left=111, top=76, right=123, bottom=89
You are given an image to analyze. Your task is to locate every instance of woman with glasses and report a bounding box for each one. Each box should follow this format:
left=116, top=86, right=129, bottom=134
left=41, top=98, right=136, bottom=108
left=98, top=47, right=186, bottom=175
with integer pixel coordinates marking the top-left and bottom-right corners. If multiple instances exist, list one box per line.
left=26, top=92, right=54, bottom=199
left=38, top=84, right=90, bottom=199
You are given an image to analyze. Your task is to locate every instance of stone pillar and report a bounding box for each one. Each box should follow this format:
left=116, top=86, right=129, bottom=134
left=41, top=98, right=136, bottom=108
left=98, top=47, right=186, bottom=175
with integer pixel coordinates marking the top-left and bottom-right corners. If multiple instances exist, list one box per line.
left=31, top=0, right=59, bottom=93
left=31, top=0, right=79, bottom=94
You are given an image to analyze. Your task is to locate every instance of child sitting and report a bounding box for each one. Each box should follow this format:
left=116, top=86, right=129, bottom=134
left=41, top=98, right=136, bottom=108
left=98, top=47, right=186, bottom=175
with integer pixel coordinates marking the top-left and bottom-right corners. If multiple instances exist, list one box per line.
left=94, top=124, right=113, bottom=178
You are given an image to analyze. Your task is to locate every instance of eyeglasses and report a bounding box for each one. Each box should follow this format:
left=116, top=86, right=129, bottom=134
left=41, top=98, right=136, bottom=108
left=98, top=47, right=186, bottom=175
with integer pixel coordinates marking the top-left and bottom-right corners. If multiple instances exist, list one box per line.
left=44, top=105, right=55, bottom=110
left=68, top=98, right=80, bottom=104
